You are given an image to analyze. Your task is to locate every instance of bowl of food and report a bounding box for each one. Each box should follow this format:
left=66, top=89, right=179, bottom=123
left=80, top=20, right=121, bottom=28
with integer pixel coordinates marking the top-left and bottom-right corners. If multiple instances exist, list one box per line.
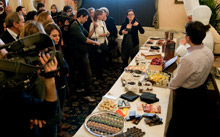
left=98, top=99, right=117, bottom=112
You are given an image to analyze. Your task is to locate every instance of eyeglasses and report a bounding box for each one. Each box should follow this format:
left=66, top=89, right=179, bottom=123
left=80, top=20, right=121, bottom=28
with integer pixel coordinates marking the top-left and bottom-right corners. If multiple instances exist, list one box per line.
left=128, top=14, right=134, bottom=16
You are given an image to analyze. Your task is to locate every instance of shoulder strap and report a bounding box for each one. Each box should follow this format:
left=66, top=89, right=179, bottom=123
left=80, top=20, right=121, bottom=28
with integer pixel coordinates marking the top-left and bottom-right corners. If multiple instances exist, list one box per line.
left=102, top=21, right=106, bottom=33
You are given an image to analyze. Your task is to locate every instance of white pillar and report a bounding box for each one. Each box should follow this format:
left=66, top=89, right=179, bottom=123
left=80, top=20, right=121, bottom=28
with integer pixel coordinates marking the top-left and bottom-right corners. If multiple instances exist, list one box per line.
left=59, top=0, right=65, bottom=11
left=8, top=0, right=21, bottom=12
left=21, top=0, right=36, bottom=12
left=45, top=0, right=54, bottom=11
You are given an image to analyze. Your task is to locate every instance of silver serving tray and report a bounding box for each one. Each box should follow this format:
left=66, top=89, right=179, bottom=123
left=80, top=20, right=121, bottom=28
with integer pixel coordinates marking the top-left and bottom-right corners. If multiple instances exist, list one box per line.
left=84, top=111, right=125, bottom=137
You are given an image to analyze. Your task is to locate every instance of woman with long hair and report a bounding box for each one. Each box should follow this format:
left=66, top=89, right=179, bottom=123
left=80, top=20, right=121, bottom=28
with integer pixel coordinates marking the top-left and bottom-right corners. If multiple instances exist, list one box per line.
left=119, top=9, right=144, bottom=69
left=44, top=22, right=69, bottom=126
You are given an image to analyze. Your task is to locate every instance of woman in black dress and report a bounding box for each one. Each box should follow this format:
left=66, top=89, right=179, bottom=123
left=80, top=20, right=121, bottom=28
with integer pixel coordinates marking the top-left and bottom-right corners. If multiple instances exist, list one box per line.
left=119, top=9, right=145, bottom=69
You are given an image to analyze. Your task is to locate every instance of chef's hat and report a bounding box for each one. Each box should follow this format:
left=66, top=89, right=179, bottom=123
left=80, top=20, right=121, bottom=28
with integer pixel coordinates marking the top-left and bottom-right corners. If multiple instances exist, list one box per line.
left=184, top=0, right=200, bottom=16
left=192, top=5, right=212, bottom=25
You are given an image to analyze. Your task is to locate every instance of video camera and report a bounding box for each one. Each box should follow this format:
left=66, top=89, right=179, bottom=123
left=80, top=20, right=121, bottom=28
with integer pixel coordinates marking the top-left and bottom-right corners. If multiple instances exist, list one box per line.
left=56, top=11, right=75, bottom=27
left=0, top=33, right=55, bottom=90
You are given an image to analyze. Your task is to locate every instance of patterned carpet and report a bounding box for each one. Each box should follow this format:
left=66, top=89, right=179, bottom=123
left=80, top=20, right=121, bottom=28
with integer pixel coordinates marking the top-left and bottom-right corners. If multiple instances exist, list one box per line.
left=57, top=62, right=123, bottom=137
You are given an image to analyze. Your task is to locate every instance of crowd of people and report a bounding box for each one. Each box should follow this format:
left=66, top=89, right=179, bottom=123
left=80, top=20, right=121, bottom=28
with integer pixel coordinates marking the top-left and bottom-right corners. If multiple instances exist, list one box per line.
left=0, top=2, right=145, bottom=137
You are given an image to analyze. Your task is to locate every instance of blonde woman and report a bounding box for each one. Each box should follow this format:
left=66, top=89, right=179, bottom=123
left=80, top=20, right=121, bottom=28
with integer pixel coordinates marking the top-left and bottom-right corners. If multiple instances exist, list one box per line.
left=37, top=11, right=53, bottom=23
left=88, top=9, right=110, bottom=79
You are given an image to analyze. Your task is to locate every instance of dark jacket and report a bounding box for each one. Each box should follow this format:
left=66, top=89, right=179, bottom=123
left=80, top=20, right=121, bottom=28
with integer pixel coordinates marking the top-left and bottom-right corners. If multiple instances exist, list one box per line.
left=51, top=12, right=58, bottom=23
left=55, top=51, right=69, bottom=89
left=0, top=12, right=6, bottom=35
left=68, top=19, right=88, bottom=55
left=119, top=20, right=144, bottom=46
left=105, top=16, right=118, bottom=39
left=0, top=30, right=16, bottom=44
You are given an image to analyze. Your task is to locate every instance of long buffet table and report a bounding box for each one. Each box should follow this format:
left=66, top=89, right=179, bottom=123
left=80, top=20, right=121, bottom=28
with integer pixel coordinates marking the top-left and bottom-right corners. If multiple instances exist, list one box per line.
left=74, top=56, right=172, bottom=137
left=73, top=36, right=219, bottom=137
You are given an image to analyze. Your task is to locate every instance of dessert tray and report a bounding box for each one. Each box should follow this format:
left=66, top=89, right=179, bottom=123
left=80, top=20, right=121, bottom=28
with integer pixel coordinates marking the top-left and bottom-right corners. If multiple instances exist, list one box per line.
left=85, top=111, right=125, bottom=136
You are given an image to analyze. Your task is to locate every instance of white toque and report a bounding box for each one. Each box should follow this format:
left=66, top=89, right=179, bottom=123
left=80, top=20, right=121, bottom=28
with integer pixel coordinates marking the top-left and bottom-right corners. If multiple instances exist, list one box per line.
left=183, top=0, right=200, bottom=16
left=192, top=5, right=212, bottom=25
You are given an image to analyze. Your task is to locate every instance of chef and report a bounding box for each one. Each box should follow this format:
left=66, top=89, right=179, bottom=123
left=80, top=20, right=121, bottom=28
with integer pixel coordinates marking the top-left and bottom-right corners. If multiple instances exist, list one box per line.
left=176, top=0, right=200, bottom=56
left=210, top=24, right=220, bottom=55
left=192, top=5, right=213, bottom=51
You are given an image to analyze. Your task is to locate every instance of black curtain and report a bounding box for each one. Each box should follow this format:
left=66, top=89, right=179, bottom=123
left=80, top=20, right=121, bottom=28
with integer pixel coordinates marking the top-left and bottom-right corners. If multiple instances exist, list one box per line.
left=81, top=0, right=156, bottom=27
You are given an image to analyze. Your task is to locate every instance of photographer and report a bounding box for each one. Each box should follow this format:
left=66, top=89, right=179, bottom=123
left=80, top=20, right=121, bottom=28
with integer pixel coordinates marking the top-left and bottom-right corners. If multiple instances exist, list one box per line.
left=0, top=20, right=58, bottom=137
left=56, top=10, right=75, bottom=59
left=0, top=53, right=58, bottom=137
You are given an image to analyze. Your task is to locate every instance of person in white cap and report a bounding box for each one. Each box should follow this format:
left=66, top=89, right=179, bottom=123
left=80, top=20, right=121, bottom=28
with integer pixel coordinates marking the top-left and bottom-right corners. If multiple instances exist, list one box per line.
left=176, top=0, right=200, bottom=57
left=192, top=5, right=214, bottom=51
left=210, top=24, right=220, bottom=55
left=184, top=0, right=200, bottom=22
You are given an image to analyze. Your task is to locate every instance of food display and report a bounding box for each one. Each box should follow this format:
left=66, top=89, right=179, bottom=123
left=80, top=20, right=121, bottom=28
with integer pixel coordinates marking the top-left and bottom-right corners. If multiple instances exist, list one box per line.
left=142, top=104, right=161, bottom=114
left=141, top=52, right=162, bottom=60
left=149, top=48, right=160, bottom=53
left=150, top=58, right=163, bottom=65
left=125, top=83, right=139, bottom=93
left=143, top=44, right=150, bottom=47
left=85, top=112, right=125, bottom=136
left=146, top=39, right=154, bottom=44
left=140, top=45, right=150, bottom=50
left=125, top=65, right=147, bottom=74
left=149, top=58, right=163, bottom=71
left=150, top=37, right=160, bottom=40
left=156, top=39, right=165, bottom=46
left=140, top=81, right=153, bottom=92
left=146, top=71, right=170, bottom=87
left=115, top=126, right=145, bottom=137
left=99, top=100, right=117, bottom=111
left=143, top=114, right=163, bottom=126
left=135, top=55, right=148, bottom=66
left=150, top=46, right=160, bottom=50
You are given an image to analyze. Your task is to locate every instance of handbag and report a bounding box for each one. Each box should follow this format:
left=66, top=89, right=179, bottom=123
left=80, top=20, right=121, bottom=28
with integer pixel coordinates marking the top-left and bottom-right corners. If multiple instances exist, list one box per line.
left=99, top=41, right=108, bottom=53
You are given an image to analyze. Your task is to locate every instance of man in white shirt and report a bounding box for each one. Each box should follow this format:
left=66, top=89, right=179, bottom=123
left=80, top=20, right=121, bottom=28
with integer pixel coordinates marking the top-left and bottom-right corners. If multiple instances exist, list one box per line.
left=167, top=21, right=219, bottom=137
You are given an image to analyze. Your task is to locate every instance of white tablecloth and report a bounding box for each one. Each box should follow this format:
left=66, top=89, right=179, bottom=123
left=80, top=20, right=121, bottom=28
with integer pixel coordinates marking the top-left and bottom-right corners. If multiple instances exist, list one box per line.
left=73, top=37, right=177, bottom=137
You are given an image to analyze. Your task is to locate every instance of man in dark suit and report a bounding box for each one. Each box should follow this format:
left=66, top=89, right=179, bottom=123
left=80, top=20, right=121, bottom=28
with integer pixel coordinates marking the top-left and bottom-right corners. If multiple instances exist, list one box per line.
left=0, top=12, right=24, bottom=54
left=0, top=5, right=12, bottom=35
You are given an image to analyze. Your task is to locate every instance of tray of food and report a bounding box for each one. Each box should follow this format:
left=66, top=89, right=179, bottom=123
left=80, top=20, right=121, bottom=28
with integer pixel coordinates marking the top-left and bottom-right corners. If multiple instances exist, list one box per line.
left=145, top=71, right=170, bottom=87
left=156, top=39, right=165, bottom=46
left=125, top=65, right=147, bottom=74
left=85, top=111, right=125, bottom=136
left=146, top=39, right=154, bottom=44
